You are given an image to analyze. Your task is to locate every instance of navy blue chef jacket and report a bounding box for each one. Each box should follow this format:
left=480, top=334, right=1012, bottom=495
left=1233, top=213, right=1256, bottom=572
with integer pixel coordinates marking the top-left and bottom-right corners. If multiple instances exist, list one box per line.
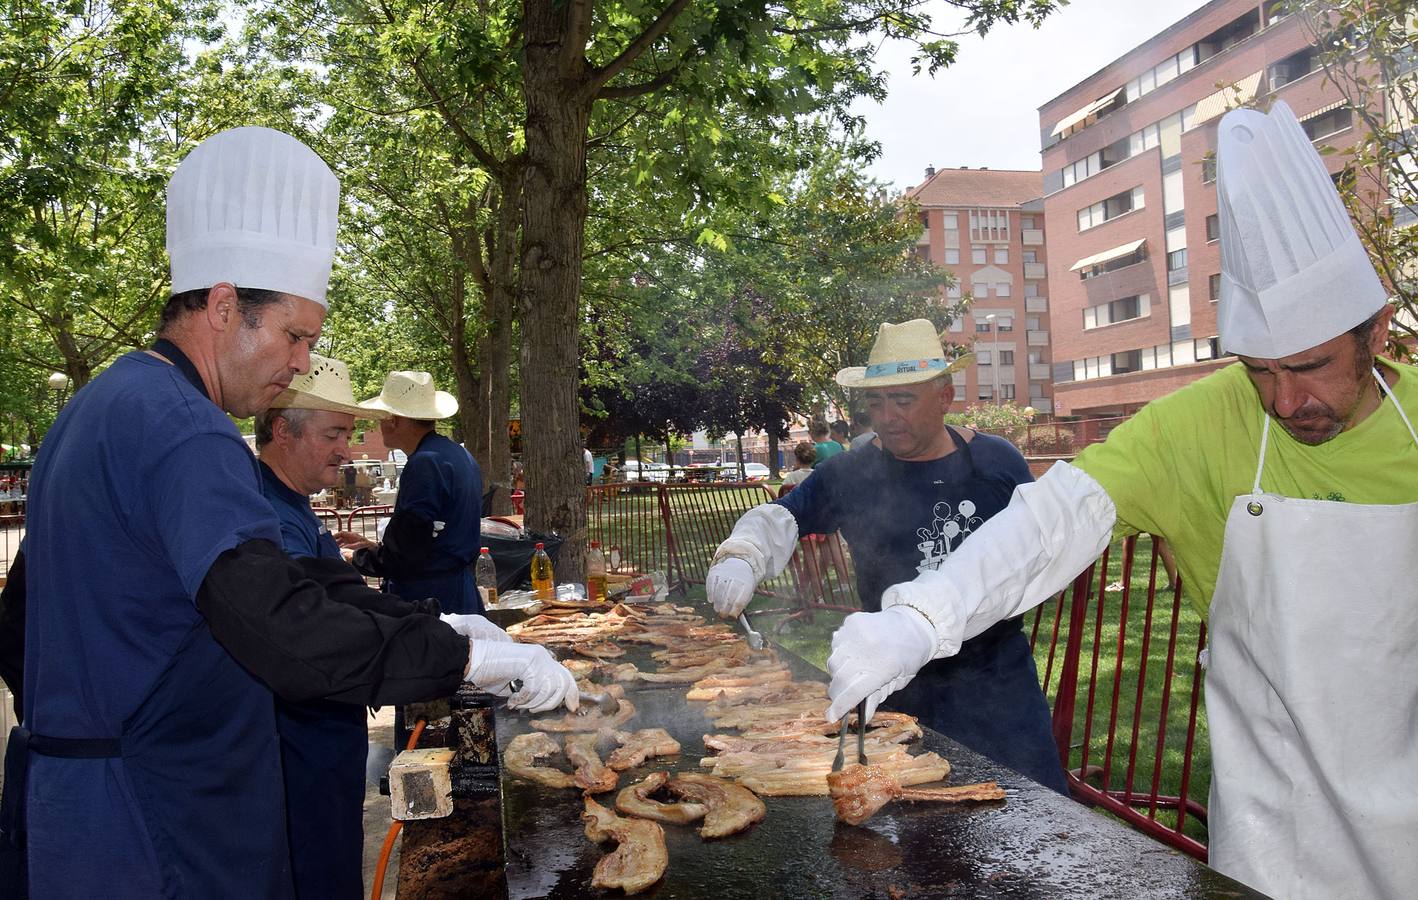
left=260, top=460, right=365, bottom=900
left=6, top=342, right=469, bottom=899
left=776, top=427, right=1068, bottom=793
left=352, top=432, right=482, bottom=614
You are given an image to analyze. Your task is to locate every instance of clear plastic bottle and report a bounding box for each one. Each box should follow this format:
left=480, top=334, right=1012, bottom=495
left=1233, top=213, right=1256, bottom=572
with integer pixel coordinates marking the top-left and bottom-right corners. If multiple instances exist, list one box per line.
left=531, top=542, right=555, bottom=601
left=475, top=547, right=498, bottom=609
left=586, top=540, right=607, bottom=603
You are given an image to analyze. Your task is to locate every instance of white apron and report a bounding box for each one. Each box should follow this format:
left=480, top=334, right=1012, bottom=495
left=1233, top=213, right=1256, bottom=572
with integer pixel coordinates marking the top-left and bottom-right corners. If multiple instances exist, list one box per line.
left=1206, top=370, right=1418, bottom=899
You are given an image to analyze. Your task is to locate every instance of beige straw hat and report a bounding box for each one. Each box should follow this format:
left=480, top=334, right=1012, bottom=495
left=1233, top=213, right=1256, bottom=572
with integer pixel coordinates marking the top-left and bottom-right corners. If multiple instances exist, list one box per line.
left=270, top=354, right=387, bottom=418
left=359, top=371, right=459, bottom=420
left=835, top=319, right=973, bottom=388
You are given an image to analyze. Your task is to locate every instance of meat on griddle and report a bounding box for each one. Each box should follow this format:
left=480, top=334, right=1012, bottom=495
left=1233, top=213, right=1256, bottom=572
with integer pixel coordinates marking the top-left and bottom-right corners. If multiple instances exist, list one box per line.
left=614, top=771, right=708, bottom=825
left=564, top=732, right=619, bottom=794
left=581, top=793, right=668, bottom=894
left=663, top=772, right=766, bottom=839
left=532, top=693, right=637, bottom=733
left=827, top=763, right=1006, bottom=826
left=504, top=732, right=577, bottom=789
left=605, top=728, right=681, bottom=771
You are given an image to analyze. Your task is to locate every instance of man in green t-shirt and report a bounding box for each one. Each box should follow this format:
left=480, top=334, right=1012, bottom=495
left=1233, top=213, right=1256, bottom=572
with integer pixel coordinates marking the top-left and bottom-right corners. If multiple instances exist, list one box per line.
left=823, top=102, right=1418, bottom=900
left=808, top=419, right=842, bottom=467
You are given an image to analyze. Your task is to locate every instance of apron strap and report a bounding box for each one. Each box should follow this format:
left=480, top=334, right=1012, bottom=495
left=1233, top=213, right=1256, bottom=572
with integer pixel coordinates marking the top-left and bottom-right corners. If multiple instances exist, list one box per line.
left=1252, top=414, right=1271, bottom=495
left=1373, top=366, right=1418, bottom=447
left=942, top=425, right=980, bottom=479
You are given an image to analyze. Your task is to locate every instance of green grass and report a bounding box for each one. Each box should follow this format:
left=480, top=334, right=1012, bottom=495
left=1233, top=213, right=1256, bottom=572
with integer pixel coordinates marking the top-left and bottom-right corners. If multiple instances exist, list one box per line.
left=593, top=487, right=1210, bottom=845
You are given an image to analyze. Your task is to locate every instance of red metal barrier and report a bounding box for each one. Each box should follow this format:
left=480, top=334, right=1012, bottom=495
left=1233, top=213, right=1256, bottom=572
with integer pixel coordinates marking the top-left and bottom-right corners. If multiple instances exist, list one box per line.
left=311, top=506, right=343, bottom=536
left=345, top=505, right=394, bottom=539
left=0, top=513, right=24, bottom=576
left=1029, top=534, right=1209, bottom=860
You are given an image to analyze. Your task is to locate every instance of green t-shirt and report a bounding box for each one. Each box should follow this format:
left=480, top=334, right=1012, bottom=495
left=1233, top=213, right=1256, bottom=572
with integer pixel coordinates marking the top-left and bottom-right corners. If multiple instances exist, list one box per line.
left=812, top=440, right=844, bottom=468
left=1074, top=358, right=1418, bottom=620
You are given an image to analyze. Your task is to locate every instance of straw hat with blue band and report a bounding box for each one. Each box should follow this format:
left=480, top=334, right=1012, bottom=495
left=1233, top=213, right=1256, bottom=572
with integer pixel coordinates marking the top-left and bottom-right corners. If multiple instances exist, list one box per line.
left=835, top=319, right=973, bottom=388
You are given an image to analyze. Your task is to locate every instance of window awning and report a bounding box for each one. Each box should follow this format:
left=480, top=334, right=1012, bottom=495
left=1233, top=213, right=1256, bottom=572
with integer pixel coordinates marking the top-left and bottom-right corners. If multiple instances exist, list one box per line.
left=1050, top=87, right=1126, bottom=138
left=1300, top=99, right=1347, bottom=121
left=1192, top=71, right=1264, bottom=126
left=1069, top=238, right=1146, bottom=272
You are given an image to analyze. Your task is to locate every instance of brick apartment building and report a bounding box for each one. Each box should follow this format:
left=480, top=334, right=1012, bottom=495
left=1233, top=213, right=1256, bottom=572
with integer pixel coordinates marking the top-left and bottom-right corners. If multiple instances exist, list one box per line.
left=1039, top=0, right=1363, bottom=416
left=906, top=167, right=1055, bottom=413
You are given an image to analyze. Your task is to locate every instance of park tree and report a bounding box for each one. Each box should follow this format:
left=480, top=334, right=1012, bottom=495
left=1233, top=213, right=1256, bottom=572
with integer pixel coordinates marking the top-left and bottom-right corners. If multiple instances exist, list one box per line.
left=1289, top=0, right=1418, bottom=352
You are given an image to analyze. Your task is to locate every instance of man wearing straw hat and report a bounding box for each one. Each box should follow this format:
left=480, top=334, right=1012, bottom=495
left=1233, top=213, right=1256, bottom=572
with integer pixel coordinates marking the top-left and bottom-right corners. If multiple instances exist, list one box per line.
left=0, top=127, right=575, bottom=898
left=335, top=371, right=484, bottom=617
left=706, top=319, right=1068, bottom=793
left=822, top=102, right=1418, bottom=899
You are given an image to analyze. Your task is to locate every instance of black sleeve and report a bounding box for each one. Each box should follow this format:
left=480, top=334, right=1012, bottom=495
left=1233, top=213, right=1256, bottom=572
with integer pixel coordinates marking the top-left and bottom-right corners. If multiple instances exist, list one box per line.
left=349, top=509, right=438, bottom=579
left=197, top=539, right=467, bottom=706
left=293, top=556, right=439, bottom=617
left=0, top=550, right=24, bottom=720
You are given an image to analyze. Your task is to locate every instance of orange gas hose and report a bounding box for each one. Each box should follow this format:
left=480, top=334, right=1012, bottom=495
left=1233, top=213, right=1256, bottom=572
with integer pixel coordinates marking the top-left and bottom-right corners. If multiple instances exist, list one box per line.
left=370, top=718, right=428, bottom=900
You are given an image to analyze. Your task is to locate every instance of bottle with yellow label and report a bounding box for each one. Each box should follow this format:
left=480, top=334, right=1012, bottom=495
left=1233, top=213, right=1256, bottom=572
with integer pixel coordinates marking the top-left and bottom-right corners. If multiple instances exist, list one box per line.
left=531, top=542, right=555, bottom=601
left=586, top=540, right=607, bottom=603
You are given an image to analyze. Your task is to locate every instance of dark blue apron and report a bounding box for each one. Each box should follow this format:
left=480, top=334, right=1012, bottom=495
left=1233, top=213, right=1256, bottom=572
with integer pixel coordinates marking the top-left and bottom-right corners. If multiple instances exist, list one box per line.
left=275, top=699, right=365, bottom=899
left=388, top=569, right=480, bottom=616
left=4, top=620, right=292, bottom=898
left=875, top=430, right=1068, bottom=795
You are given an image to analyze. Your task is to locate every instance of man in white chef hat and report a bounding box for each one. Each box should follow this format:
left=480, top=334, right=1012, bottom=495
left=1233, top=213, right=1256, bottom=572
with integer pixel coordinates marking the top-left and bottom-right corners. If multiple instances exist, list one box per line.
left=821, top=100, right=1418, bottom=899
left=1, top=127, right=575, bottom=897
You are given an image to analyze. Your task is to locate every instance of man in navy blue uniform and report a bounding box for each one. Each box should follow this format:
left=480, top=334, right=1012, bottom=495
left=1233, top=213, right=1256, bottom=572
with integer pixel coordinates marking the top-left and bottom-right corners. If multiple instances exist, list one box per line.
left=0, top=127, right=575, bottom=899
left=336, top=371, right=483, bottom=616
left=706, top=319, right=1067, bottom=792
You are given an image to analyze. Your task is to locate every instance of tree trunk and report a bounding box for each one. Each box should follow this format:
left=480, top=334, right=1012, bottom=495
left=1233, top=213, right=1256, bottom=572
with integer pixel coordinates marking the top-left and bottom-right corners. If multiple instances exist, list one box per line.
left=485, top=173, right=522, bottom=515
left=734, top=432, right=746, bottom=481
left=766, top=430, right=780, bottom=478
left=520, top=0, right=591, bottom=581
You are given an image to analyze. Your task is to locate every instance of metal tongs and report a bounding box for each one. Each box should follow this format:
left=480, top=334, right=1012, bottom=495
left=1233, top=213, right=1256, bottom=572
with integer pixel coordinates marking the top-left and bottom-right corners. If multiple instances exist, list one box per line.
left=831, top=700, right=870, bottom=773
left=737, top=611, right=765, bottom=650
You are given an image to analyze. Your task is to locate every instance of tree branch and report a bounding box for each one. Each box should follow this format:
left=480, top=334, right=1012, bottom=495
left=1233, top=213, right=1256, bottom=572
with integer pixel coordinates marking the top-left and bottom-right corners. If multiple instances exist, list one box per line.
left=588, top=0, right=693, bottom=96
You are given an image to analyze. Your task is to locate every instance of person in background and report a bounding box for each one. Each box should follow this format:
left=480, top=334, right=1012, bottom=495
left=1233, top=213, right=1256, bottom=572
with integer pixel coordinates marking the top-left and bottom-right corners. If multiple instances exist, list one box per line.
left=0, top=127, right=574, bottom=899
left=822, top=103, right=1418, bottom=900
left=705, top=320, right=1064, bottom=791
left=830, top=420, right=851, bottom=451
left=849, top=409, right=876, bottom=450
left=808, top=419, right=841, bottom=468
left=781, top=441, right=816, bottom=488
left=336, top=372, right=483, bottom=615
left=584, top=447, right=594, bottom=485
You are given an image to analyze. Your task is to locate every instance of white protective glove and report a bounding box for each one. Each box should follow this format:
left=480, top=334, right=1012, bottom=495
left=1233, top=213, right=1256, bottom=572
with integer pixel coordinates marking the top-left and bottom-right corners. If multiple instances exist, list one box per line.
left=440, top=613, right=512, bottom=644
left=464, top=640, right=579, bottom=714
left=706, top=558, right=756, bottom=618
left=824, top=606, right=937, bottom=724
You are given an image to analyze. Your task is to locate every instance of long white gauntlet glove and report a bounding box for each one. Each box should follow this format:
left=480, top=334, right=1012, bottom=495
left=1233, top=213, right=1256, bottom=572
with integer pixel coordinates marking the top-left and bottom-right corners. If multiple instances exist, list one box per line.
left=706, top=558, right=756, bottom=618
left=824, top=606, right=936, bottom=723
left=440, top=613, right=512, bottom=643
left=464, top=641, right=578, bottom=713
left=707, top=503, right=799, bottom=619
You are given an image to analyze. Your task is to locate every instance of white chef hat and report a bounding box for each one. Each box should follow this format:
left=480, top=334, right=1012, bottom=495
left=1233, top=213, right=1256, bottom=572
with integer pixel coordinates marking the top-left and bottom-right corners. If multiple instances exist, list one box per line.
left=166, top=127, right=340, bottom=307
left=1216, top=101, right=1386, bottom=359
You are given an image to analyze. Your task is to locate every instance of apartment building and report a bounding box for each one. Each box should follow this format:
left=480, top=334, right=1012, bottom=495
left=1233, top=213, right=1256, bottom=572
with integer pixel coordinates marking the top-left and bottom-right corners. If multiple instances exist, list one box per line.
left=906, top=166, right=1054, bottom=413
left=1039, top=0, right=1361, bottom=416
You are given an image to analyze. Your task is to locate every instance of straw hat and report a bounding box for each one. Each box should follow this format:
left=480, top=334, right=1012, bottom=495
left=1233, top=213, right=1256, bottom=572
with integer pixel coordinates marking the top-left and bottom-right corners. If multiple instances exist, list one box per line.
left=1217, top=101, right=1387, bottom=358
left=835, top=319, right=973, bottom=388
left=269, top=354, right=387, bottom=419
left=167, top=127, right=340, bottom=307
left=359, top=371, right=458, bottom=420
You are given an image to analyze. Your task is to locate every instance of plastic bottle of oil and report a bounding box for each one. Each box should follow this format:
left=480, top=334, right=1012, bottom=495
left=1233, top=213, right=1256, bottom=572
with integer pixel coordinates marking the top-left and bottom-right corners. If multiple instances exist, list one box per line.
left=474, top=547, right=498, bottom=609
left=531, top=542, right=555, bottom=601
left=586, top=540, right=607, bottom=603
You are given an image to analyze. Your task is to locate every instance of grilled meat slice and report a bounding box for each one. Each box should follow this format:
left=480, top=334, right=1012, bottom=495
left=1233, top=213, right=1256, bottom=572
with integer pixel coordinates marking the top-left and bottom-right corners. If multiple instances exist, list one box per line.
left=827, top=763, right=1006, bottom=825
left=663, top=772, right=766, bottom=839
left=614, top=771, right=708, bottom=825
left=565, top=732, right=619, bottom=794
left=572, top=639, right=625, bottom=659
left=532, top=695, right=637, bottom=733
left=605, top=728, right=681, bottom=771
left=505, top=732, right=576, bottom=789
left=581, top=794, right=668, bottom=894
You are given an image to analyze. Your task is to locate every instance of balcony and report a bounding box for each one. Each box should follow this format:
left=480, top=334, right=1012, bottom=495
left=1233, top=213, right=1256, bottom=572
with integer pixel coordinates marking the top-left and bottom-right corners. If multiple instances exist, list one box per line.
left=1026, top=296, right=1048, bottom=313
left=1024, top=262, right=1047, bottom=279
left=1027, top=330, right=1050, bottom=347
left=916, top=229, right=930, bottom=246
left=1030, top=363, right=1052, bottom=380
left=1022, top=229, right=1044, bottom=245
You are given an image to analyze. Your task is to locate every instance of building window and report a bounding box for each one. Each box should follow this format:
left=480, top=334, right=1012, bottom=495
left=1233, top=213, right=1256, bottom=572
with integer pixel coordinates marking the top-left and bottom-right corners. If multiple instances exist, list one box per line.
left=947, top=283, right=963, bottom=299
left=1079, top=246, right=1147, bottom=280
left=1209, top=272, right=1221, bottom=302
left=978, top=386, right=995, bottom=401
left=944, top=249, right=960, bottom=264
left=995, top=282, right=1011, bottom=298
left=998, top=350, right=1015, bottom=365
left=1000, top=384, right=1016, bottom=400
left=994, top=248, right=1009, bottom=264
left=1167, top=248, right=1188, bottom=271
left=1078, top=187, right=1143, bottom=231
left=1024, top=281, right=1039, bottom=298
left=1302, top=107, right=1353, bottom=142
left=972, top=247, right=987, bottom=264
left=920, top=211, right=930, bottom=228
left=972, top=282, right=988, bottom=298
left=1206, top=214, right=1220, bottom=241
left=1020, top=216, right=1036, bottom=229
left=976, top=350, right=992, bottom=365
left=975, top=320, right=992, bottom=333
left=1083, top=294, right=1149, bottom=329
left=969, top=208, right=1011, bottom=242
left=1023, top=250, right=1037, bottom=264
left=1201, top=153, right=1217, bottom=184
left=1112, top=349, right=1143, bottom=375
left=1269, top=47, right=1317, bottom=89
left=996, top=317, right=1014, bottom=332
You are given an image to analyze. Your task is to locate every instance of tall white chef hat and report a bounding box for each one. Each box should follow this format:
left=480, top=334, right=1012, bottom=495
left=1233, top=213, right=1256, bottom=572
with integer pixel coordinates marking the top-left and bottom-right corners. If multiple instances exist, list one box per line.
left=1216, top=101, right=1386, bottom=359
left=166, top=127, right=340, bottom=307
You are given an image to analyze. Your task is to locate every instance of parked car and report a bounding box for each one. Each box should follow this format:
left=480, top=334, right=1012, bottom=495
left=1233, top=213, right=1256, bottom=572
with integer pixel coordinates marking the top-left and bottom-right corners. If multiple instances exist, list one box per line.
left=718, top=462, right=770, bottom=482
left=621, top=459, right=671, bottom=483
